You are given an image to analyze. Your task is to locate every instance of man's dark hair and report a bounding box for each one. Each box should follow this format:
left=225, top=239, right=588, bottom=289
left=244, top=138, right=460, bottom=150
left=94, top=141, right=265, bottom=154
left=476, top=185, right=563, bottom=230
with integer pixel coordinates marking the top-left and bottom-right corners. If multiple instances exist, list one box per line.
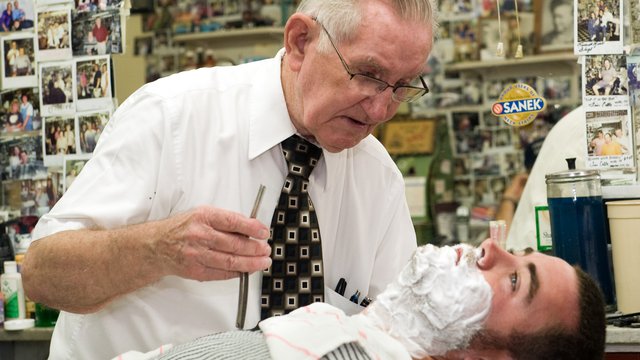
left=469, top=266, right=606, bottom=360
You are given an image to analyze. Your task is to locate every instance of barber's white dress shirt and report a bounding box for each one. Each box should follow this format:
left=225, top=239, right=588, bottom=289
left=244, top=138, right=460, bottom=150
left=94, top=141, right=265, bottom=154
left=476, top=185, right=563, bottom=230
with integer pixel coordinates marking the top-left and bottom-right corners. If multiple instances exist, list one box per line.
left=506, top=106, right=586, bottom=251
left=33, top=50, right=417, bottom=359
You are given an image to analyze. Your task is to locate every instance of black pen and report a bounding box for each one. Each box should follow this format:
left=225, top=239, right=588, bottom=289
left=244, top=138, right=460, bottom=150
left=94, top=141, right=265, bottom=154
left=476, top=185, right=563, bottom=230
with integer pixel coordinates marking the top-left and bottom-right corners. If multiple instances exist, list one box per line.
left=335, top=278, right=347, bottom=296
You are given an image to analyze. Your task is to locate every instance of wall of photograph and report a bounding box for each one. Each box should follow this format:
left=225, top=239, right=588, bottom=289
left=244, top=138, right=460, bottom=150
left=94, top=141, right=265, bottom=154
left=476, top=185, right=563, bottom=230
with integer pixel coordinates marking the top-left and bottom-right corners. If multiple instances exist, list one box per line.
left=0, top=0, right=128, bottom=246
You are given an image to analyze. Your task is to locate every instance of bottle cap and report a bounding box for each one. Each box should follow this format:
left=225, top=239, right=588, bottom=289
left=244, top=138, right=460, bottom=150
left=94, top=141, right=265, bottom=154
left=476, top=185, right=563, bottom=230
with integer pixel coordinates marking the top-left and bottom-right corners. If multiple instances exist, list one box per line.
left=3, top=260, right=17, bottom=274
left=4, top=319, right=35, bottom=331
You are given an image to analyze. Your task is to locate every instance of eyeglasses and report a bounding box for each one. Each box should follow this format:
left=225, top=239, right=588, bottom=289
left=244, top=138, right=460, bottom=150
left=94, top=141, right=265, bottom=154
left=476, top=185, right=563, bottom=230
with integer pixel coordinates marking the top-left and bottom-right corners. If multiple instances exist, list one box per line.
left=317, top=21, right=429, bottom=103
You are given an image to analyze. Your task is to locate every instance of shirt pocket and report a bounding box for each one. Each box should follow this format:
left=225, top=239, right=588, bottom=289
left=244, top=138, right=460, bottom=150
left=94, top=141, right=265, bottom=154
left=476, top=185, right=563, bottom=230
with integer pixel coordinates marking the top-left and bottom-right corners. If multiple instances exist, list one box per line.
left=324, top=286, right=364, bottom=316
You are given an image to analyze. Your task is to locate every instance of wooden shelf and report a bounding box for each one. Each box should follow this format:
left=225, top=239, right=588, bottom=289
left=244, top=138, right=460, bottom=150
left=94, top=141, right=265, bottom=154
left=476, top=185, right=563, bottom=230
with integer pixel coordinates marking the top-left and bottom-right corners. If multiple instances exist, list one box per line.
left=444, top=52, right=580, bottom=78
left=173, top=27, right=284, bottom=46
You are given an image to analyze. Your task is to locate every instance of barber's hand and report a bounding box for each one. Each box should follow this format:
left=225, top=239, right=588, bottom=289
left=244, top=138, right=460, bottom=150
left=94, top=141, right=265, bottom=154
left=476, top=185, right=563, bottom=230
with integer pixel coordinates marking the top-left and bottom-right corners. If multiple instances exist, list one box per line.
left=157, top=206, right=272, bottom=281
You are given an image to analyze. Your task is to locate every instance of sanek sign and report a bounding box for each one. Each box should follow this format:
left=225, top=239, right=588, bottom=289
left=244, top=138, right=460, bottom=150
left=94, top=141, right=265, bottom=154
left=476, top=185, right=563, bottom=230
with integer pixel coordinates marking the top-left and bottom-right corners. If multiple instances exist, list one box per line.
left=491, top=83, right=546, bottom=127
left=492, top=98, right=545, bottom=115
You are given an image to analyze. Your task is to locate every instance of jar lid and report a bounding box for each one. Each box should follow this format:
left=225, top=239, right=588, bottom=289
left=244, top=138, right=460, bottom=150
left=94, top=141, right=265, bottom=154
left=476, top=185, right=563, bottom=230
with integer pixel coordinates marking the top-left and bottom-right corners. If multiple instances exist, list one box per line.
left=4, top=319, right=35, bottom=331
left=545, top=169, right=601, bottom=183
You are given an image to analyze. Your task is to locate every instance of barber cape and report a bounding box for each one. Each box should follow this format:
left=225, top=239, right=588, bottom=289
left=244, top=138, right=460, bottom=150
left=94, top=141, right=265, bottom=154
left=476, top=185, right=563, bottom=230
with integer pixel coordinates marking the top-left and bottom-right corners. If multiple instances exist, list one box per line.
left=258, top=302, right=411, bottom=360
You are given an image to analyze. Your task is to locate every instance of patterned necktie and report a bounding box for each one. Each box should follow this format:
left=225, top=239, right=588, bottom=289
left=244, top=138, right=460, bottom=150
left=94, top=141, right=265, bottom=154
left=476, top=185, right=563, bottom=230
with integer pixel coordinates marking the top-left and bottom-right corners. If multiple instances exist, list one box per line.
left=261, top=135, right=324, bottom=320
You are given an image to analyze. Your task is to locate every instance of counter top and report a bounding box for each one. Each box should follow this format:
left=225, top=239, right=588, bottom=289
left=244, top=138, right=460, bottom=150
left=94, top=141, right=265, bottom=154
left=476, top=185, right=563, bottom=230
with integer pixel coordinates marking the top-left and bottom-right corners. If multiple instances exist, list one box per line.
left=0, top=326, right=54, bottom=341
left=606, top=326, right=640, bottom=352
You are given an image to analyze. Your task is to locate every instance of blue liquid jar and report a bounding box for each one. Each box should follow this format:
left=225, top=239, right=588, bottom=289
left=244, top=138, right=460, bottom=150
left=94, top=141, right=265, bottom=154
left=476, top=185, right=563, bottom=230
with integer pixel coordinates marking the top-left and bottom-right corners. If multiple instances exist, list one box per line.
left=545, top=169, right=616, bottom=306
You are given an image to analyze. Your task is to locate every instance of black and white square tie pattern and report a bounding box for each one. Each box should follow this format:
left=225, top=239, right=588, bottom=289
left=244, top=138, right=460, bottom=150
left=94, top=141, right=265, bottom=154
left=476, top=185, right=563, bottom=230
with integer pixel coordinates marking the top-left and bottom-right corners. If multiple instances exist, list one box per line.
left=261, top=135, right=324, bottom=320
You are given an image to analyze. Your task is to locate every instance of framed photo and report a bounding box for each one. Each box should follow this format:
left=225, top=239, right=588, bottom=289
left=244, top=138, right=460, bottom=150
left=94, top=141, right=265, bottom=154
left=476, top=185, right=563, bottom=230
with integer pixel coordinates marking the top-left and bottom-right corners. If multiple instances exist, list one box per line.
left=381, top=119, right=437, bottom=155
left=536, top=0, right=574, bottom=52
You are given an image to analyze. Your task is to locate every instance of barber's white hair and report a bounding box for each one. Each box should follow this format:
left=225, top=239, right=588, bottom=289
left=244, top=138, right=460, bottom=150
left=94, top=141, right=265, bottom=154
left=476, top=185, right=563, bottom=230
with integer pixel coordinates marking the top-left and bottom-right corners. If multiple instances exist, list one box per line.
left=295, top=0, right=438, bottom=53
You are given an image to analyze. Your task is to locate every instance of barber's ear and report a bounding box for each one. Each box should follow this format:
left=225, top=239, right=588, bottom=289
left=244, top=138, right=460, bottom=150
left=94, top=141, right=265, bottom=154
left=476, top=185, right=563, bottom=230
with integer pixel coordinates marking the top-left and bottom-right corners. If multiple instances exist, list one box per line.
left=283, top=14, right=315, bottom=71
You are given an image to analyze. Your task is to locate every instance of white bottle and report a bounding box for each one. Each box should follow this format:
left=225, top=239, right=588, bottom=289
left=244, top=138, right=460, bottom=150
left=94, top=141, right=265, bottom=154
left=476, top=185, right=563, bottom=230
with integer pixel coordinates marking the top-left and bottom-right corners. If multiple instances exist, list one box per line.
left=1, top=261, right=26, bottom=320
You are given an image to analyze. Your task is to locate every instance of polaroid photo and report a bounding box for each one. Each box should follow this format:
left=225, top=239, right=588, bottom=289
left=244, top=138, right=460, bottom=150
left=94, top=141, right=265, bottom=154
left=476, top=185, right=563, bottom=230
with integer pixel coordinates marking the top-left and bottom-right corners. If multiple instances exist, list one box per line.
left=504, top=152, right=523, bottom=173
left=454, top=179, right=472, bottom=200
left=537, top=0, right=574, bottom=52
left=432, top=21, right=456, bottom=64
left=451, top=112, right=481, bottom=155
left=35, top=6, right=72, bottom=61
left=75, top=55, right=113, bottom=111
left=0, top=132, right=47, bottom=180
left=630, top=0, right=640, bottom=45
left=0, top=87, right=41, bottom=133
left=585, top=107, right=634, bottom=169
left=582, top=54, right=629, bottom=108
left=39, top=60, right=76, bottom=116
left=439, top=0, right=479, bottom=21
left=0, top=0, right=35, bottom=32
left=134, top=35, right=153, bottom=56
left=9, top=171, right=62, bottom=213
left=76, top=0, right=124, bottom=13
left=482, top=110, right=503, bottom=128
left=492, top=128, right=513, bottom=148
left=76, top=109, right=110, bottom=153
left=62, top=153, right=91, bottom=192
left=42, top=114, right=78, bottom=166
left=574, top=0, right=624, bottom=55
left=451, top=19, right=479, bottom=63
left=11, top=177, right=55, bottom=216
left=71, top=9, right=123, bottom=56
left=539, top=75, right=573, bottom=101
left=454, top=156, right=470, bottom=177
left=1, top=33, right=37, bottom=90
left=471, top=153, right=502, bottom=177
left=626, top=56, right=640, bottom=162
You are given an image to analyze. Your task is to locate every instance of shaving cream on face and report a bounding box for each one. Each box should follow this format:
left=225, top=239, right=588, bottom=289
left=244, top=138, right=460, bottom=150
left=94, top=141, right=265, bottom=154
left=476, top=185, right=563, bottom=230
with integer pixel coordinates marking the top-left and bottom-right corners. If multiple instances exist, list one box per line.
left=360, top=244, right=492, bottom=358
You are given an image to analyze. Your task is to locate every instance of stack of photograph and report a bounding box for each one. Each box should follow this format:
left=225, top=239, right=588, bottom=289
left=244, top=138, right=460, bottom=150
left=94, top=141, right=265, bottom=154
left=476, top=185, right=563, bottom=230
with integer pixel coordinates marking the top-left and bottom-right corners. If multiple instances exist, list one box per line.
left=0, top=0, right=126, bottom=218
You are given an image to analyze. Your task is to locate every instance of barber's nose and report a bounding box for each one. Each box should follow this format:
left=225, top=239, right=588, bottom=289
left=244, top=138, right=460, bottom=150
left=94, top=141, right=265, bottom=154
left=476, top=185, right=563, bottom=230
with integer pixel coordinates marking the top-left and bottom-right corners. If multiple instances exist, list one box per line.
left=361, top=90, right=396, bottom=124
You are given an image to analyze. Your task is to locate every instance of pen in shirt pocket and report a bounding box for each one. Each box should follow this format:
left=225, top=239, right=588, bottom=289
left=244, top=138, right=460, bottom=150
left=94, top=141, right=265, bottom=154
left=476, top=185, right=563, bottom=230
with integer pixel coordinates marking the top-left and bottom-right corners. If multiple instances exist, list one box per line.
left=334, top=278, right=372, bottom=307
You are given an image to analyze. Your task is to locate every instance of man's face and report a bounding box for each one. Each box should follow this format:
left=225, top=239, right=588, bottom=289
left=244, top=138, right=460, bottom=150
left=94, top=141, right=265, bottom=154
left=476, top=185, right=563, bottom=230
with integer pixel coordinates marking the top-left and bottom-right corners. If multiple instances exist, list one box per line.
left=552, top=4, right=573, bottom=32
left=290, top=2, right=432, bottom=152
left=476, top=239, right=579, bottom=336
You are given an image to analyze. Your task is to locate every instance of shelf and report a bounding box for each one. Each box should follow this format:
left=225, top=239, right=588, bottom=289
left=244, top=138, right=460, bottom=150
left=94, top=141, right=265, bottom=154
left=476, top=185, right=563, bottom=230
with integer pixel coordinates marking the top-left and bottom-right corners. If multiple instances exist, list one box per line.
left=444, top=52, right=580, bottom=78
left=0, top=327, right=53, bottom=342
left=173, top=27, right=284, bottom=46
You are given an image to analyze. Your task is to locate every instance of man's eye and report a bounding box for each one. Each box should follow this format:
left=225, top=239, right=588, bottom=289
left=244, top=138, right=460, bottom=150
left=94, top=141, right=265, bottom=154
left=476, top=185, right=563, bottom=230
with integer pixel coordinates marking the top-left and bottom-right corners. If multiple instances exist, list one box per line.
left=510, top=272, right=518, bottom=291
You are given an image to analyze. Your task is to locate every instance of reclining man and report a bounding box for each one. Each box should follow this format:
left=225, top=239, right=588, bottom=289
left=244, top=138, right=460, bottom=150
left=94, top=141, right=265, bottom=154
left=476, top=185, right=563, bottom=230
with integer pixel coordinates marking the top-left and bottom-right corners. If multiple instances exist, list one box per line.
left=120, top=239, right=606, bottom=360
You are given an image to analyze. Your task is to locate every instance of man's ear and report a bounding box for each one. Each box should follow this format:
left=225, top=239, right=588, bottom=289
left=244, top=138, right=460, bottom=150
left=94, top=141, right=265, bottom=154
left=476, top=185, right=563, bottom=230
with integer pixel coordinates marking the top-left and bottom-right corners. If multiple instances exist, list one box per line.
left=283, top=13, right=315, bottom=72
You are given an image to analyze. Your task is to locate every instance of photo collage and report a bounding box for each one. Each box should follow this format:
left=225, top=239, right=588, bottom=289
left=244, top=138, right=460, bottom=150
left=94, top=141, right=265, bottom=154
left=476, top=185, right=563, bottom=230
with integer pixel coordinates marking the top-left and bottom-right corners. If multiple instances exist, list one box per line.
left=0, top=0, right=123, bottom=219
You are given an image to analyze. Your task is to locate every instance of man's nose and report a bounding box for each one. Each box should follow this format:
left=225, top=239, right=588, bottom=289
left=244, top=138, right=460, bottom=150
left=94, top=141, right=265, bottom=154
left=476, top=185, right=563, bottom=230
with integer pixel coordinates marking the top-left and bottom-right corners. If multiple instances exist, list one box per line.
left=360, top=90, right=396, bottom=124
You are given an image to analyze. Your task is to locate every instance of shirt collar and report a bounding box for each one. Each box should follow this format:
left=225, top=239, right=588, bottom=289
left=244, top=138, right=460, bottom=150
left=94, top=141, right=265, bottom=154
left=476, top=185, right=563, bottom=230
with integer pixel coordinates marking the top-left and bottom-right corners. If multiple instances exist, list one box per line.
left=248, top=48, right=297, bottom=161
